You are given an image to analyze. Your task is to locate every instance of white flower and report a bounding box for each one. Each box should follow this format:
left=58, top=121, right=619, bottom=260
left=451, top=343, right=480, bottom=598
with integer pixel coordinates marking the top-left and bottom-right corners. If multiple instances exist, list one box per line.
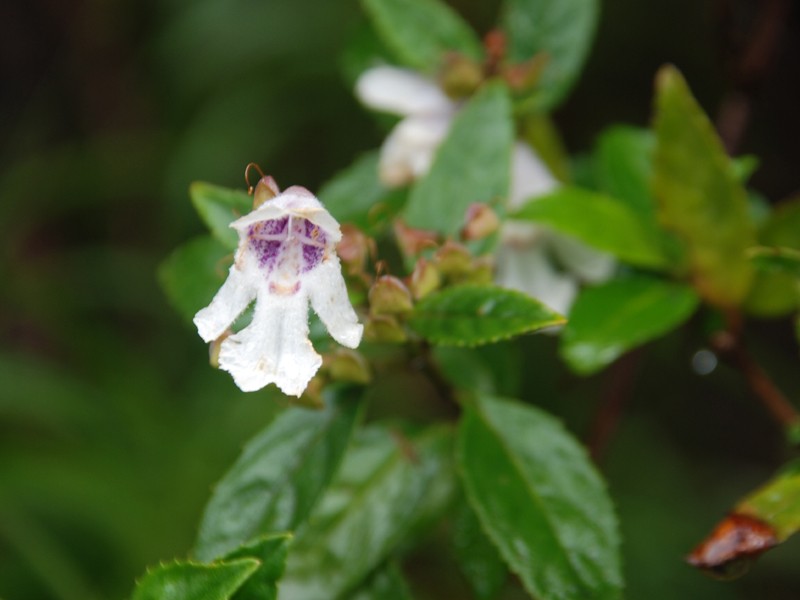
left=194, top=186, right=363, bottom=396
left=355, top=65, right=614, bottom=315
left=356, top=65, right=458, bottom=187
left=496, top=142, right=615, bottom=315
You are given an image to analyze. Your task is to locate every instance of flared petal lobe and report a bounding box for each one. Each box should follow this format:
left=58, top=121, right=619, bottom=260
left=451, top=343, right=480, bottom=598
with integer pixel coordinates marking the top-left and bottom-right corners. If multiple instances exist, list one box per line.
left=355, top=66, right=454, bottom=116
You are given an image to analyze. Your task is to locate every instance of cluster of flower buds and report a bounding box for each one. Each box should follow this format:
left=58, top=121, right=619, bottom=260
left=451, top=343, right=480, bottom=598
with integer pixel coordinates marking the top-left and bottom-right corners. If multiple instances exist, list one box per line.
left=360, top=220, right=494, bottom=343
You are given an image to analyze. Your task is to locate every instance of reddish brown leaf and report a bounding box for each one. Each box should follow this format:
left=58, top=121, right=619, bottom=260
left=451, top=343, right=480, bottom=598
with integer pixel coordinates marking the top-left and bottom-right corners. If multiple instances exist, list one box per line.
left=686, top=513, right=777, bottom=579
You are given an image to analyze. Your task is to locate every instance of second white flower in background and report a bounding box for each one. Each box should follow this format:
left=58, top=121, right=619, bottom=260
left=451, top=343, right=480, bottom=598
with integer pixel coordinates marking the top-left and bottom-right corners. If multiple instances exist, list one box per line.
left=496, top=142, right=615, bottom=315
left=355, top=64, right=614, bottom=315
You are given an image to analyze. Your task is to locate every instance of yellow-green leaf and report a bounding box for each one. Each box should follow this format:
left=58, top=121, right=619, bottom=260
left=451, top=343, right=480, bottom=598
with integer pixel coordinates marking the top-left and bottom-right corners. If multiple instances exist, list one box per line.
left=652, top=65, right=755, bottom=307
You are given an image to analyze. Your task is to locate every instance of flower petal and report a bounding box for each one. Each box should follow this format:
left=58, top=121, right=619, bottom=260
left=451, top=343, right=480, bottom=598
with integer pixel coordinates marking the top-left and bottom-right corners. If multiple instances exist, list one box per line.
left=232, top=186, right=342, bottom=242
left=307, top=255, right=363, bottom=348
left=218, top=290, right=321, bottom=396
left=194, top=262, right=257, bottom=342
left=496, top=244, right=577, bottom=315
left=508, top=142, right=559, bottom=210
left=355, top=65, right=454, bottom=116
left=379, top=114, right=453, bottom=187
left=550, top=234, right=616, bottom=283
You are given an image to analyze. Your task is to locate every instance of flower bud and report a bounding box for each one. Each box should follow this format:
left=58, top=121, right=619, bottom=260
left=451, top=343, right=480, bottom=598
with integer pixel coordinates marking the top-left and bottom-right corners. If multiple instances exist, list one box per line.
left=409, top=258, right=441, bottom=299
left=464, top=259, right=493, bottom=285
left=338, top=225, right=372, bottom=275
left=502, top=53, right=549, bottom=93
left=394, top=220, right=438, bottom=257
left=369, top=275, right=414, bottom=315
left=434, top=241, right=473, bottom=277
left=364, top=314, right=407, bottom=343
left=253, top=175, right=281, bottom=208
left=440, top=53, right=484, bottom=99
left=461, top=203, right=500, bottom=241
left=325, top=348, right=371, bottom=384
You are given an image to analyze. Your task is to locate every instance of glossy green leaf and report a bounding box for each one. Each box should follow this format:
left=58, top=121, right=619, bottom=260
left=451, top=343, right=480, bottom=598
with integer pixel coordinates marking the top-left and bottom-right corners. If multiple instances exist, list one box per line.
left=280, top=425, right=456, bottom=600
left=361, top=0, right=482, bottom=71
left=458, top=395, right=622, bottom=600
left=652, top=65, right=755, bottom=307
left=592, top=126, right=656, bottom=219
left=453, top=501, right=507, bottom=600
left=132, top=560, right=258, bottom=600
left=318, top=151, right=404, bottom=232
left=512, top=186, right=672, bottom=269
left=408, top=285, right=566, bottom=346
left=158, top=236, right=230, bottom=323
left=404, top=83, right=513, bottom=234
left=346, top=563, right=413, bottom=600
left=501, top=0, right=599, bottom=110
left=194, top=388, right=363, bottom=561
left=561, top=276, right=699, bottom=375
left=190, top=182, right=253, bottom=250
left=224, top=534, right=291, bottom=600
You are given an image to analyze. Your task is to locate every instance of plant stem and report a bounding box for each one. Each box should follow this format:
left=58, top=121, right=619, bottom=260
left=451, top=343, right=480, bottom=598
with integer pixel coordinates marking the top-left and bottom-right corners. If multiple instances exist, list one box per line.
left=588, top=351, right=641, bottom=464
left=715, top=0, right=790, bottom=154
left=711, top=328, right=800, bottom=432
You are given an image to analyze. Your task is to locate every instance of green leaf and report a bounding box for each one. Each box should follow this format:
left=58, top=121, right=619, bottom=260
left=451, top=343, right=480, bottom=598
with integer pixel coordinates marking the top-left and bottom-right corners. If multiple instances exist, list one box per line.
left=652, top=65, right=756, bottom=307
left=520, top=114, right=572, bottom=182
left=592, top=126, right=656, bottom=219
left=748, top=246, right=800, bottom=278
left=434, top=342, right=523, bottom=397
left=346, top=563, right=413, bottom=600
left=512, top=186, right=672, bottom=269
left=361, top=0, right=482, bottom=71
left=501, top=0, right=599, bottom=110
left=280, top=425, right=456, bottom=600
left=560, top=275, right=699, bottom=375
left=132, top=560, right=259, bottom=600
left=452, top=501, right=507, bottom=600
left=340, top=22, right=398, bottom=87
left=408, top=285, right=566, bottom=346
left=190, top=182, right=253, bottom=250
left=730, top=154, right=760, bottom=183
left=404, top=83, right=513, bottom=234
left=746, top=197, right=800, bottom=316
left=318, top=152, right=404, bottom=232
left=224, top=534, right=291, bottom=600
left=738, top=461, right=800, bottom=542
left=457, top=395, right=622, bottom=600
left=194, top=388, right=363, bottom=561
left=158, top=236, right=229, bottom=323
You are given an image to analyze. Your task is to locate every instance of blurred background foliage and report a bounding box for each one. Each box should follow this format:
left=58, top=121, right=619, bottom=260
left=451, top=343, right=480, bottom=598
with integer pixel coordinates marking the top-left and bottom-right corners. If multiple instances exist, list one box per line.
left=1, top=0, right=799, bottom=598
